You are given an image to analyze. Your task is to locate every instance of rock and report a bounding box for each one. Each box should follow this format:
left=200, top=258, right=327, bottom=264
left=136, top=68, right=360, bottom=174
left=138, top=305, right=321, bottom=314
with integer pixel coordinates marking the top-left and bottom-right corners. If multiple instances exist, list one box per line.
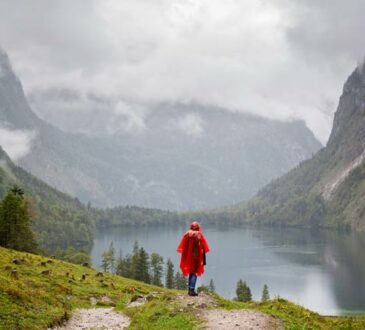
left=41, top=269, right=51, bottom=275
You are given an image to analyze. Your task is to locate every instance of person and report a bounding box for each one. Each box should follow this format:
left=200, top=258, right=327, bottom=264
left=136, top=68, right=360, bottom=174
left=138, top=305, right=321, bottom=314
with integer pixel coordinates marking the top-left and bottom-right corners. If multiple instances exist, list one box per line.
left=177, top=221, right=210, bottom=296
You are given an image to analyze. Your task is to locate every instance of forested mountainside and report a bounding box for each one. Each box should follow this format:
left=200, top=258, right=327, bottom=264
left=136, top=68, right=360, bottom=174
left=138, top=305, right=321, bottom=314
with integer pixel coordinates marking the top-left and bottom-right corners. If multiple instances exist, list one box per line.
left=210, top=64, right=365, bottom=231
left=0, top=49, right=321, bottom=211
left=0, top=146, right=94, bottom=252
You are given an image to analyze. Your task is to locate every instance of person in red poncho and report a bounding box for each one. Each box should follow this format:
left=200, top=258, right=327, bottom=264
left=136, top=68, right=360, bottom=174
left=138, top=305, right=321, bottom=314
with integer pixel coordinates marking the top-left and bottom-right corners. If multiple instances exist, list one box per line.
left=177, top=221, right=210, bottom=296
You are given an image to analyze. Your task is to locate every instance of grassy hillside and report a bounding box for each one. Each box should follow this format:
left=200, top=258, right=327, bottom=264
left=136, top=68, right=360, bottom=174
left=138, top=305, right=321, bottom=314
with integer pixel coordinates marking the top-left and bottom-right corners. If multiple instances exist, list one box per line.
left=1, top=246, right=365, bottom=330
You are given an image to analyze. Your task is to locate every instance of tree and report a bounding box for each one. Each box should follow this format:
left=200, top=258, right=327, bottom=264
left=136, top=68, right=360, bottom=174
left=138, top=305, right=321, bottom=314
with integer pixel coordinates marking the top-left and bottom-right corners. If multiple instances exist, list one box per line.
left=0, top=186, right=37, bottom=252
left=174, top=271, right=187, bottom=290
left=150, top=253, right=164, bottom=287
left=261, top=284, right=270, bottom=302
left=130, top=240, right=140, bottom=278
left=136, top=247, right=150, bottom=283
left=100, top=242, right=116, bottom=273
left=56, top=246, right=91, bottom=265
left=165, top=258, right=174, bottom=289
left=235, top=279, right=252, bottom=302
left=208, top=279, right=216, bottom=293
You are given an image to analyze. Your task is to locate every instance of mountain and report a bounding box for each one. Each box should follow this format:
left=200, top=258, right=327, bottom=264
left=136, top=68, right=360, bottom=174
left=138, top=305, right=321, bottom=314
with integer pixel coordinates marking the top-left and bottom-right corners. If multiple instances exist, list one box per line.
left=0, top=145, right=94, bottom=252
left=218, top=64, right=365, bottom=231
left=0, top=49, right=321, bottom=210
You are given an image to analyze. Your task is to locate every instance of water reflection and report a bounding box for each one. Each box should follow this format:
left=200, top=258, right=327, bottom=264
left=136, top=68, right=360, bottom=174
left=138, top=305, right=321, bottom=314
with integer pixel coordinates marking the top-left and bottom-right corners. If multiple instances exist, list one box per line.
left=91, top=224, right=365, bottom=315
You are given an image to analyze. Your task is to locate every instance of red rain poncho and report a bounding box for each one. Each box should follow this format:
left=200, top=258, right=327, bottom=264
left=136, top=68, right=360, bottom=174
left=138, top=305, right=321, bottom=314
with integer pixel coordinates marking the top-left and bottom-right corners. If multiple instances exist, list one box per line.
left=177, top=222, right=210, bottom=277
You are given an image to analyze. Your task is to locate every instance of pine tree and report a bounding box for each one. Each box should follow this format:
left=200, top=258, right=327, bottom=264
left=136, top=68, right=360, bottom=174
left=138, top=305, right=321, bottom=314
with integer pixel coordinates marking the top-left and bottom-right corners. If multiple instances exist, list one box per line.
left=100, top=242, right=116, bottom=273
left=261, top=284, right=270, bottom=302
left=150, top=253, right=164, bottom=287
left=109, top=242, right=116, bottom=273
left=136, top=247, right=150, bottom=283
left=130, top=241, right=140, bottom=278
left=0, top=186, right=37, bottom=252
left=208, top=279, right=216, bottom=293
left=235, top=279, right=252, bottom=302
left=165, top=258, right=174, bottom=289
left=174, top=271, right=187, bottom=290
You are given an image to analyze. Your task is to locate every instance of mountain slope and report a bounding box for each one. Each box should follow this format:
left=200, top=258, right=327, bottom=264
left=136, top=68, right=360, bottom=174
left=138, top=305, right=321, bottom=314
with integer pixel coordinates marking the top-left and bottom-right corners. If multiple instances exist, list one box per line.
left=0, top=49, right=321, bottom=211
left=0, top=146, right=94, bottom=252
left=219, top=64, right=365, bottom=230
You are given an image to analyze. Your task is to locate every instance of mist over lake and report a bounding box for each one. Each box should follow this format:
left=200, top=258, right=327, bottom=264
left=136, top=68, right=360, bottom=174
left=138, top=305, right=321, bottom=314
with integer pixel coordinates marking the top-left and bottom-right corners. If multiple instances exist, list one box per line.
left=92, top=223, right=365, bottom=316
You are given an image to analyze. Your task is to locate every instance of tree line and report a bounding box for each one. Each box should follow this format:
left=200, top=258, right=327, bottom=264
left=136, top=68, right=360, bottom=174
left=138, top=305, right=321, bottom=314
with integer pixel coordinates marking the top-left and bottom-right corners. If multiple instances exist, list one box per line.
left=101, top=241, right=215, bottom=292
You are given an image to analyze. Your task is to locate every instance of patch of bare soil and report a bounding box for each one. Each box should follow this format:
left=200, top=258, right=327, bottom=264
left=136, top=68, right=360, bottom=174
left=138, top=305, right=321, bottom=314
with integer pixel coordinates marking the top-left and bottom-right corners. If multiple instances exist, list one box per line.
left=50, top=308, right=130, bottom=330
left=202, top=309, right=283, bottom=330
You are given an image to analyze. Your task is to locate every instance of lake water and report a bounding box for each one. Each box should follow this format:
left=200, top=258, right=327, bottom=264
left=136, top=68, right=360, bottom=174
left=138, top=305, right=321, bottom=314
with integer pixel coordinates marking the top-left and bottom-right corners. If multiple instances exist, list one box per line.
left=91, top=224, right=365, bottom=315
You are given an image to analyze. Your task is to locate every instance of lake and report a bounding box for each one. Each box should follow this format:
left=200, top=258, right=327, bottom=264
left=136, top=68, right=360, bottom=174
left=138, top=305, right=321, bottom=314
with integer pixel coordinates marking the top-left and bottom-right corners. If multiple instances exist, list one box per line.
left=91, top=224, right=365, bottom=315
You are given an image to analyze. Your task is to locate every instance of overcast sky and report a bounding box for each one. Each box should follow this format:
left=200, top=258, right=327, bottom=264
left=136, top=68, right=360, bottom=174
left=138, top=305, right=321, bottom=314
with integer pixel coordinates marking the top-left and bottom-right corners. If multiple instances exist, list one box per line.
left=0, top=0, right=364, bottom=144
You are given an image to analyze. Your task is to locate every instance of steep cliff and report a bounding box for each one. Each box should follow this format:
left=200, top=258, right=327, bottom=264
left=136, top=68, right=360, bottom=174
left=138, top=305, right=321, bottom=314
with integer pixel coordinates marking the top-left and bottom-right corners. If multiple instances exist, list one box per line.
left=222, top=64, right=365, bottom=230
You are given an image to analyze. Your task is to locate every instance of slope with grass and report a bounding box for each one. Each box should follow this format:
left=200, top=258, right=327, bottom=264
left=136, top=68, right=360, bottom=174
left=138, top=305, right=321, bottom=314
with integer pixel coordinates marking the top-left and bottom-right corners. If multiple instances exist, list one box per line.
left=1, top=246, right=365, bottom=330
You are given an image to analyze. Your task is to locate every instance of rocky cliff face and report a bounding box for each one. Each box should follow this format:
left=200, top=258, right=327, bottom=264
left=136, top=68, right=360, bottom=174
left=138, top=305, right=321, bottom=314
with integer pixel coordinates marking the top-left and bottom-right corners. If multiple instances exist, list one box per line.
left=0, top=49, right=322, bottom=210
left=225, top=64, right=365, bottom=230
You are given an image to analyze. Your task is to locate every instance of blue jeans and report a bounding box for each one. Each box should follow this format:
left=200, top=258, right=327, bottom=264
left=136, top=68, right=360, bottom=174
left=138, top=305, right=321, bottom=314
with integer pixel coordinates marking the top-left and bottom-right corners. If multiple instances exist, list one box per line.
left=188, top=273, right=197, bottom=290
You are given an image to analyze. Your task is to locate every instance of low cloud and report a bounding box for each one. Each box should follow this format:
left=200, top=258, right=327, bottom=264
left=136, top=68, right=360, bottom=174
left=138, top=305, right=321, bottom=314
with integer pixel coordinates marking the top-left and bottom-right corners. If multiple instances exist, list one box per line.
left=0, top=1, right=364, bottom=144
left=0, top=124, right=36, bottom=160
left=176, top=113, right=204, bottom=137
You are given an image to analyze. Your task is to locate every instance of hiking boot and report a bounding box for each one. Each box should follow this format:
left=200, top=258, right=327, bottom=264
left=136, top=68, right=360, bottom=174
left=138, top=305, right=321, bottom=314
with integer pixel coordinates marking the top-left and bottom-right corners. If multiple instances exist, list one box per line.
left=188, top=288, right=198, bottom=296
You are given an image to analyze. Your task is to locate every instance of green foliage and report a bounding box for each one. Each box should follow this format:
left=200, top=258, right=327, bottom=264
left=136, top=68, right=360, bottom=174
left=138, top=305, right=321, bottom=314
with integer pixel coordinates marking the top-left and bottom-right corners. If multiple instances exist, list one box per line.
left=261, top=284, right=270, bottom=302
left=0, top=150, right=95, bottom=253
left=101, top=242, right=116, bottom=273
left=174, top=272, right=187, bottom=290
left=0, top=186, right=37, bottom=253
left=235, top=279, right=252, bottom=302
left=150, top=253, right=164, bottom=287
left=114, top=242, right=164, bottom=286
left=135, top=247, right=150, bottom=284
left=209, top=279, right=216, bottom=292
left=55, top=246, right=91, bottom=266
left=197, top=279, right=215, bottom=294
left=165, top=259, right=174, bottom=289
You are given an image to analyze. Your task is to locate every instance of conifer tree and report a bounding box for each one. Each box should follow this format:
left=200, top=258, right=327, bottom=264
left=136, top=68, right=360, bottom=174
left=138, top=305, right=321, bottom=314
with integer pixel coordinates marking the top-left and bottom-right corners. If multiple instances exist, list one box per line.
left=165, top=258, right=174, bottom=289
left=261, top=284, right=270, bottom=302
left=130, top=241, right=140, bottom=278
left=100, top=242, right=116, bottom=273
left=150, top=253, right=164, bottom=287
left=136, top=247, right=150, bottom=283
left=174, top=271, right=187, bottom=290
left=0, top=186, right=37, bottom=252
left=208, top=279, right=216, bottom=293
left=235, top=279, right=252, bottom=302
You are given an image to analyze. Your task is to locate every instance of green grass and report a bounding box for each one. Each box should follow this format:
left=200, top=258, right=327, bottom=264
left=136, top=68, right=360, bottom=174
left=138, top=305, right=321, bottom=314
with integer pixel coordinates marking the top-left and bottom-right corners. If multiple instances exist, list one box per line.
left=1, top=246, right=365, bottom=330
left=0, top=247, right=197, bottom=330
left=213, top=294, right=365, bottom=329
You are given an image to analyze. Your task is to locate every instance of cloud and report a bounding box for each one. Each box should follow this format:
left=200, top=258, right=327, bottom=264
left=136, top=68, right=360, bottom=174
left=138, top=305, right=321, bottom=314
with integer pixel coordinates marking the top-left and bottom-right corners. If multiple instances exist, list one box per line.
left=176, top=113, right=204, bottom=137
left=0, top=124, right=36, bottom=160
left=0, top=0, right=364, bottom=144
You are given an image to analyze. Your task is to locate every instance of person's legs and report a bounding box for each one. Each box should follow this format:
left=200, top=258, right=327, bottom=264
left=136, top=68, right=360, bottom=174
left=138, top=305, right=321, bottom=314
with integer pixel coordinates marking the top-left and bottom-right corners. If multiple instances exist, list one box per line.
left=188, top=273, right=198, bottom=296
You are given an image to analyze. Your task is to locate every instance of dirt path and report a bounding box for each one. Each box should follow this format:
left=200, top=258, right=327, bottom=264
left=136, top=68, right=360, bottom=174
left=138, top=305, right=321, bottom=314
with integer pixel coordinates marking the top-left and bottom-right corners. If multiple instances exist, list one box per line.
left=50, top=308, right=130, bottom=330
left=202, top=309, right=283, bottom=330
left=175, top=293, right=283, bottom=330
